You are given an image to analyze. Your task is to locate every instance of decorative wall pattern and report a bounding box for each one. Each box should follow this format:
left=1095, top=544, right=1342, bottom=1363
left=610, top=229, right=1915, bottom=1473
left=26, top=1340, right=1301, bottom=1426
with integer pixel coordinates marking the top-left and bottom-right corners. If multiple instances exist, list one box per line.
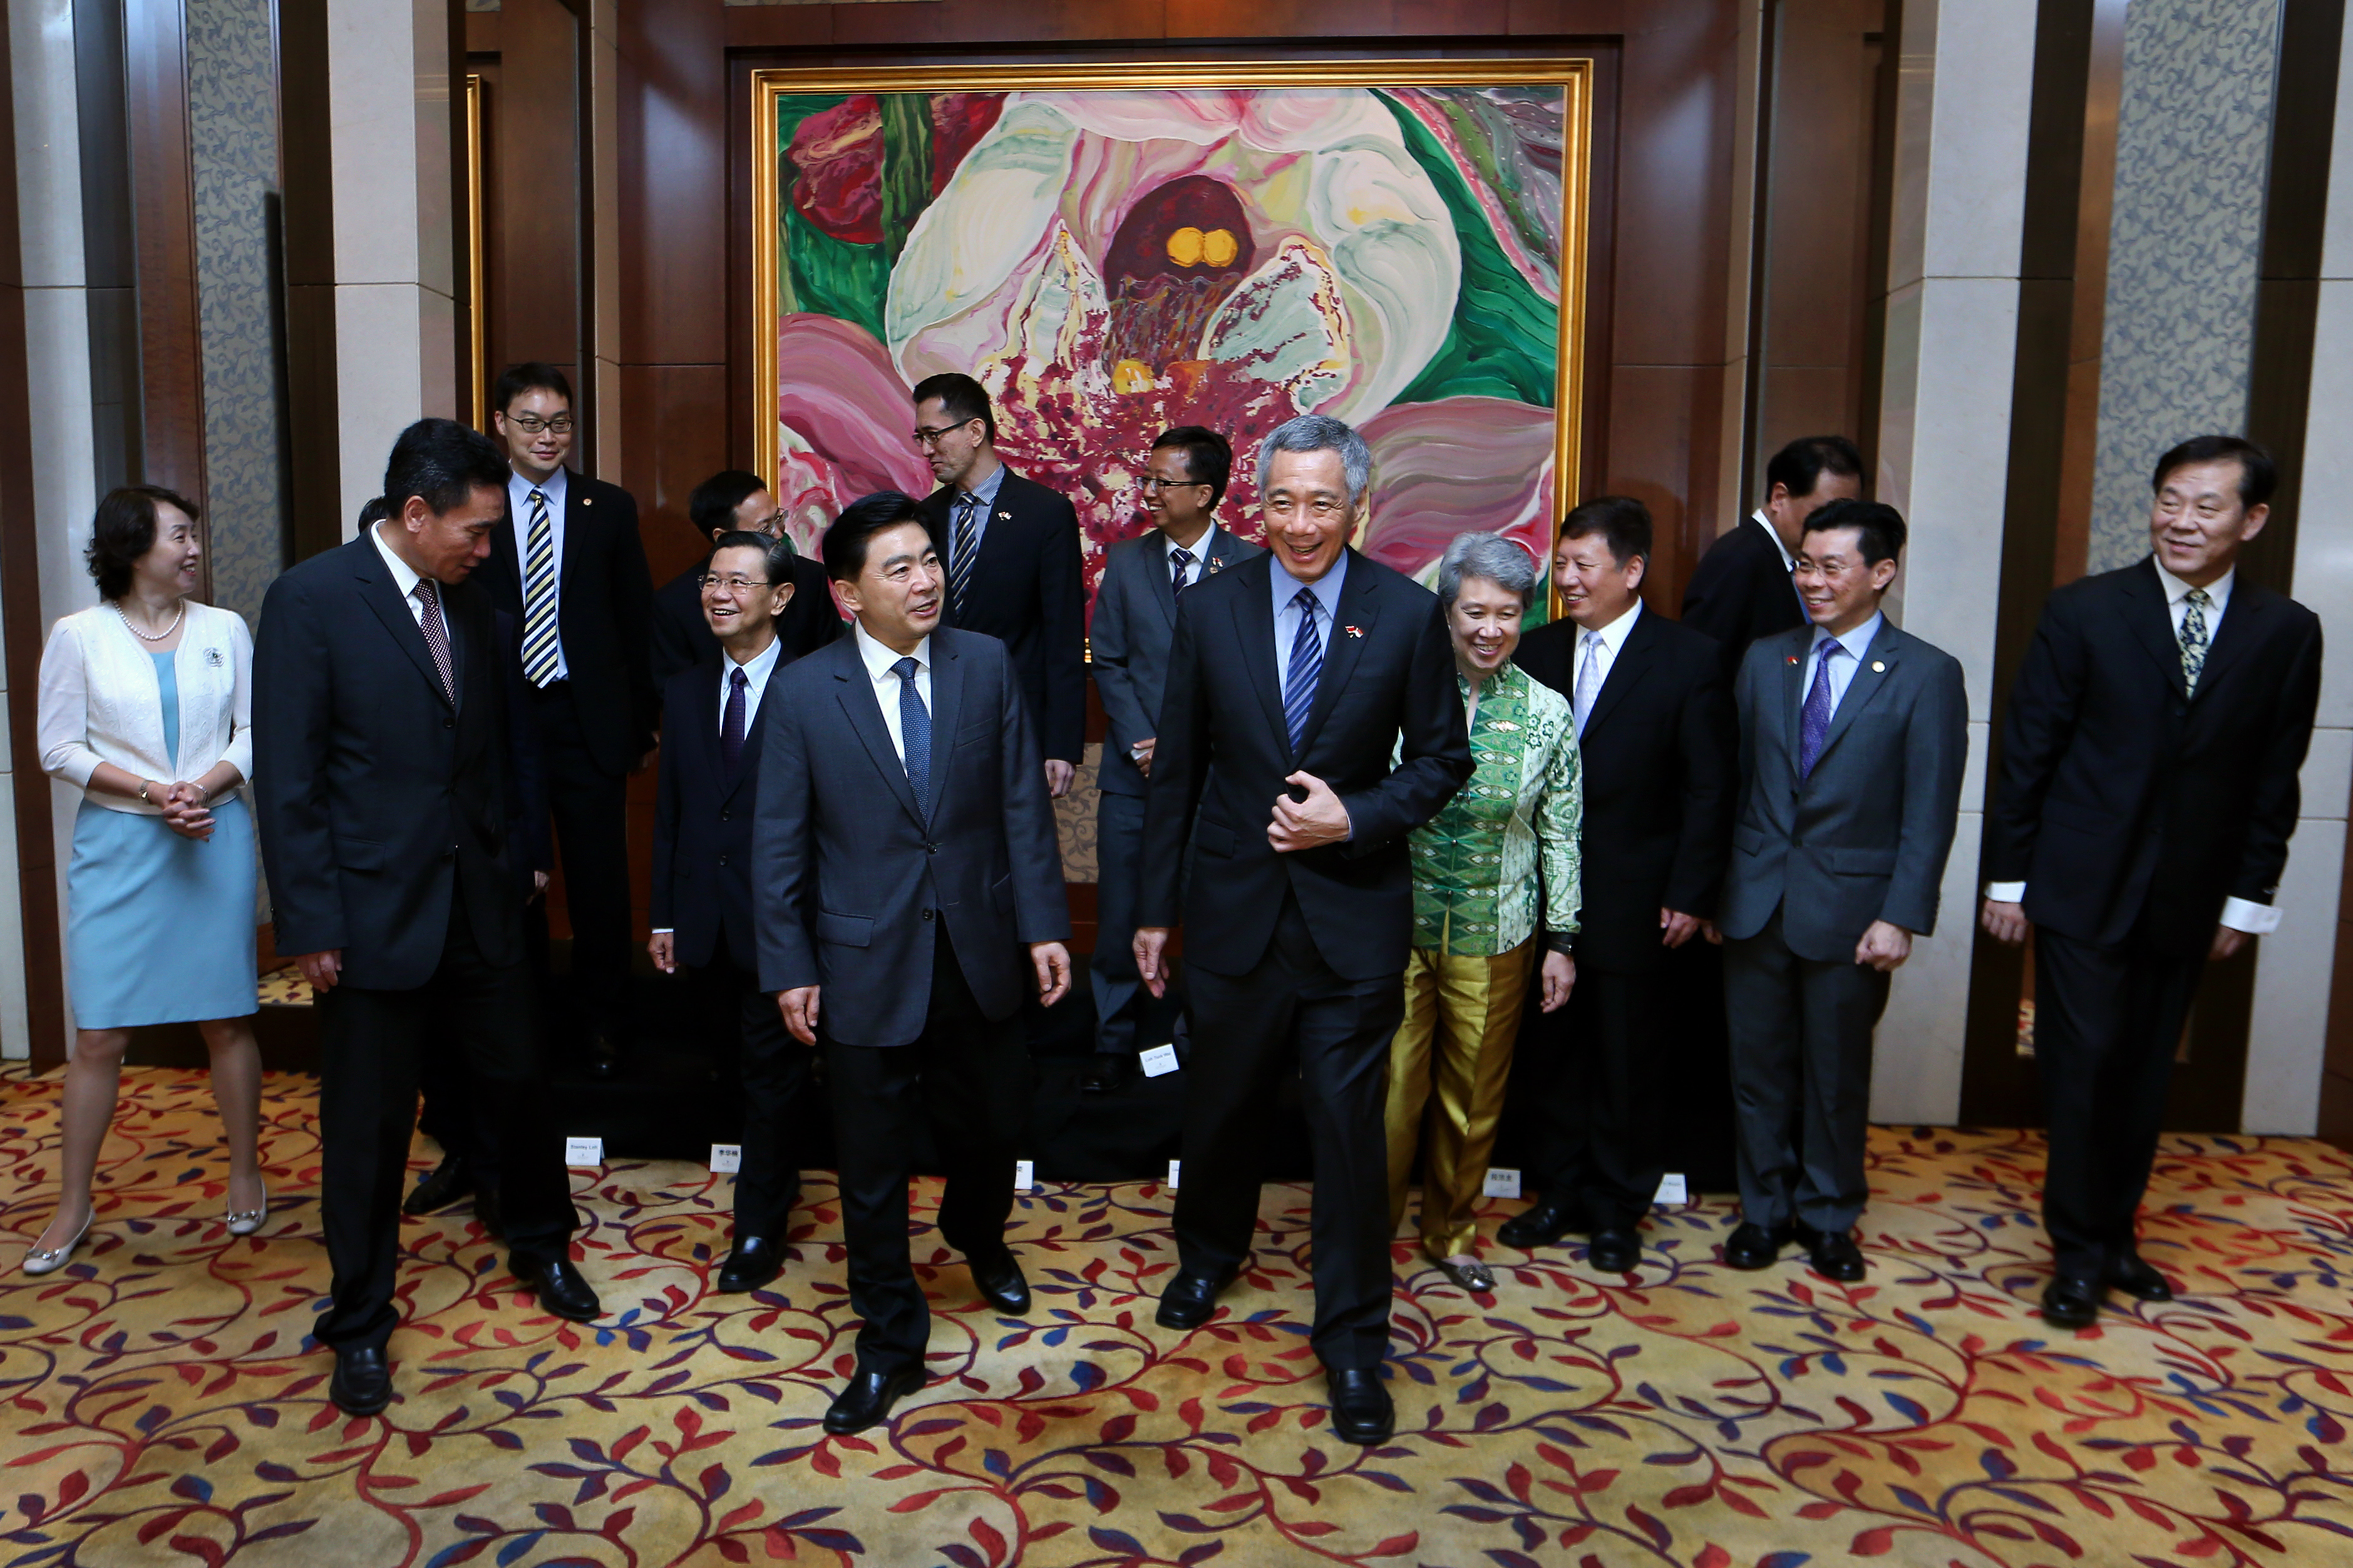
left=2088, top=0, right=2282, bottom=571
left=188, top=0, right=286, bottom=626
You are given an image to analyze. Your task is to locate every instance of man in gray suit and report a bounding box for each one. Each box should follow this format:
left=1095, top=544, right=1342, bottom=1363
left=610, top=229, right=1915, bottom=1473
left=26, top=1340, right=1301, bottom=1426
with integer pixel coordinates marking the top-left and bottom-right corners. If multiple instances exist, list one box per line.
left=754, top=489, right=1073, bottom=1435
left=1714, top=500, right=1965, bottom=1283
left=1085, top=427, right=1262, bottom=1091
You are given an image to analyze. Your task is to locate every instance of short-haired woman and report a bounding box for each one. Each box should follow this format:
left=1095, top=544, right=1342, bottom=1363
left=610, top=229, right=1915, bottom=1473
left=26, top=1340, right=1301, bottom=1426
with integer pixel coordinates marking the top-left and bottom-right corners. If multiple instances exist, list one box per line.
left=24, top=488, right=265, bottom=1273
left=1384, top=531, right=1582, bottom=1293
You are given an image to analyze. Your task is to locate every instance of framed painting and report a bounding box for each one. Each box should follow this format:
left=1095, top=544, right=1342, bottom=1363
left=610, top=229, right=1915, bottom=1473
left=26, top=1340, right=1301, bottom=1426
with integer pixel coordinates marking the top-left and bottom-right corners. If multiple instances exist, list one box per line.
left=751, top=59, right=1592, bottom=615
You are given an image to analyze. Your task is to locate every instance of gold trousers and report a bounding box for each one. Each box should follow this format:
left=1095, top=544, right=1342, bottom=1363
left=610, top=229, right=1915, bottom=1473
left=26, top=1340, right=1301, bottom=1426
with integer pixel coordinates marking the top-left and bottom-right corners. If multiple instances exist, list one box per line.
left=1384, top=938, right=1535, bottom=1259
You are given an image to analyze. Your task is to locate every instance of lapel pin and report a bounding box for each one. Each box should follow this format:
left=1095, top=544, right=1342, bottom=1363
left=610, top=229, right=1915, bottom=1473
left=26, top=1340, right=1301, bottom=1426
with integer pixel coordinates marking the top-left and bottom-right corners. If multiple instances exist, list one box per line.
left=997, top=510, right=1011, bottom=521
left=1207, top=558, right=1222, bottom=574
left=1345, top=625, right=1365, bottom=638
left=582, top=496, right=592, bottom=506
left=1787, top=655, right=1800, bottom=665
left=1872, top=660, right=1885, bottom=672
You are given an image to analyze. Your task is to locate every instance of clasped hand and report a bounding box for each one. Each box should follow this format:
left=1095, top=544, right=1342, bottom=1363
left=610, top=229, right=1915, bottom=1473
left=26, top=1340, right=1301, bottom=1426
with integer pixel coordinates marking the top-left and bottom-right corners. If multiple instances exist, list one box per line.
left=158, top=780, right=216, bottom=841
left=1269, top=771, right=1349, bottom=852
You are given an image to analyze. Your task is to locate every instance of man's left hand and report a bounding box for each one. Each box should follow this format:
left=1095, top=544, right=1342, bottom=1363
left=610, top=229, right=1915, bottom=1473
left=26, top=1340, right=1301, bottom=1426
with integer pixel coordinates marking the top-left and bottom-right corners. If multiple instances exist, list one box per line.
left=1855, top=920, right=1913, bottom=972
left=1031, top=941, right=1073, bottom=1007
left=1269, top=772, right=1351, bottom=852
left=1539, top=950, right=1576, bottom=1012
left=2210, top=924, right=2250, bottom=961
left=1044, top=760, right=1075, bottom=799
left=1660, top=909, right=1701, bottom=948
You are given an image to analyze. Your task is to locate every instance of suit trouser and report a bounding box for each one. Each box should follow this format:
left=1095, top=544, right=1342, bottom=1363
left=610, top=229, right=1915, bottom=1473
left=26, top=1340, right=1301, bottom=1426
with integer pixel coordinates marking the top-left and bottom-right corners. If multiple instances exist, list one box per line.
left=1179, top=891, right=1403, bottom=1371
left=1724, top=907, right=1888, bottom=1233
left=1521, top=960, right=1671, bottom=1231
left=1382, top=940, right=1533, bottom=1258
left=689, top=950, right=811, bottom=1239
left=529, top=682, right=632, bottom=1038
left=825, top=926, right=1032, bottom=1377
left=2031, top=925, right=2205, bottom=1279
left=316, top=902, right=573, bottom=1351
left=1088, top=790, right=1187, bottom=1053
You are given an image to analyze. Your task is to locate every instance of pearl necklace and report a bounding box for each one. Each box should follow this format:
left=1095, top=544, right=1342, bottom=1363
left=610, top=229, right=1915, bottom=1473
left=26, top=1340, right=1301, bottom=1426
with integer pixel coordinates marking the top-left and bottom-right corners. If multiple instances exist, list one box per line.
left=116, top=600, right=185, bottom=643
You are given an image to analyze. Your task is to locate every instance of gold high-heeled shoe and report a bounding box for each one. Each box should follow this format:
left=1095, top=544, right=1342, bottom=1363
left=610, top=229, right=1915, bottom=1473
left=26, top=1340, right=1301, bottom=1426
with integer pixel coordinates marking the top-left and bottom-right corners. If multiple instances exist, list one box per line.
left=22, top=1211, right=92, bottom=1276
left=226, top=1192, right=268, bottom=1237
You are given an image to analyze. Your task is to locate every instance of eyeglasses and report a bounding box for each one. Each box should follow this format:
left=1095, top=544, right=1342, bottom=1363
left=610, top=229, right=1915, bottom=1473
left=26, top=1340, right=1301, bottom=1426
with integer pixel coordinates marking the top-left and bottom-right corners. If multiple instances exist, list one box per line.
left=1140, top=475, right=1209, bottom=491
left=503, top=414, right=575, bottom=435
left=699, top=574, right=772, bottom=594
left=912, top=419, right=980, bottom=448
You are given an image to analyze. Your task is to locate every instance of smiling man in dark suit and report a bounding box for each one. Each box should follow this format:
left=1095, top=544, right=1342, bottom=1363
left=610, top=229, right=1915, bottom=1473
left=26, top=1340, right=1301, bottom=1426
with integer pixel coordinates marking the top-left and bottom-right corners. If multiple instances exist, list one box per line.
left=910, top=373, right=1087, bottom=797
left=650, top=530, right=813, bottom=1297
left=1505, top=496, right=1735, bottom=1272
left=255, top=419, right=599, bottom=1418
left=1681, top=435, right=1864, bottom=685
left=1981, top=435, right=2322, bottom=1330
left=1133, top=414, right=1471, bottom=1446
left=754, top=490, right=1073, bottom=1435
left=476, top=362, right=656, bottom=1077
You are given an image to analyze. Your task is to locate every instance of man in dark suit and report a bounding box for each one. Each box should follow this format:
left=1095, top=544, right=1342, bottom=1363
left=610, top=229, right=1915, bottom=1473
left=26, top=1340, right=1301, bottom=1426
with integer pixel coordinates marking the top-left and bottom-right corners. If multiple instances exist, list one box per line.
left=1716, top=500, right=1967, bottom=1284
left=1681, top=435, right=1864, bottom=684
left=476, top=362, right=656, bottom=1075
left=910, top=373, right=1086, bottom=796
left=1503, top=497, right=1736, bottom=1271
left=255, top=419, right=600, bottom=1418
left=1980, top=435, right=2322, bottom=1329
left=651, top=530, right=813, bottom=1296
left=650, top=469, right=841, bottom=695
left=1085, top=426, right=1263, bottom=1091
left=754, top=491, right=1073, bottom=1435
left=1134, top=414, right=1471, bottom=1446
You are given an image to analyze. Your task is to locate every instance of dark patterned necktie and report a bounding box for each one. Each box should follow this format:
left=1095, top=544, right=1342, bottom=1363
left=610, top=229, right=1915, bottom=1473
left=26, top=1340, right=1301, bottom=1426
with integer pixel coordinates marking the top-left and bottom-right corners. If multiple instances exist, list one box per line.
left=720, top=666, right=748, bottom=774
left=1283, top=587, right=1323, bottom=753
left=1799, top=640, right=1843, bottom=778
left=2180, top=587, right=2213, bottom=693
left=894, top=655, right=930, bottom=815
left=412, top=579, right=455, bottom=705
left=949, top=494, right=980, bottom=622
left=1171, top=546, right=1195, bottom=603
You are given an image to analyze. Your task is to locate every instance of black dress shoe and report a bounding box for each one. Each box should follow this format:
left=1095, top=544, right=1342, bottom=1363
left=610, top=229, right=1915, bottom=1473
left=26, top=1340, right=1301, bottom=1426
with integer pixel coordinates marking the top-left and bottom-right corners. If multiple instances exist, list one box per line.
left=823, top=1365, right=925, bottom=1435
left=585, top=1033, right=622, bottom=1079
left=2041, top=1274, right=2104, bottom=1328
left=1155, top=1270, right=1233, bottom=1330
left=1497, top=1200, right=1577, bottom=1250
left=2104, top=1254, right=2175, bottom=1302
left=403, top=1153, right=474, bottom=1216
left=971, top=1251, right=1031, bottom=1314
left=474, top=1185, right=506, bottom=1241
left=1724, top=1221, right=1793, bottom=1269
left=717, top=1235, right=782, bottom=1294
left=512, top=1253, right=602, bottom=1321
left=330, top=1345, right=392, bottom=1417
left=1078, top=1053, right=1129, bottom=1093
left=1587, top=1227, right=1642, bottom=1274
left=1799, top=1226, right=1865, bottom=1283
left=1325, top=1368, right=1394, bottom=1445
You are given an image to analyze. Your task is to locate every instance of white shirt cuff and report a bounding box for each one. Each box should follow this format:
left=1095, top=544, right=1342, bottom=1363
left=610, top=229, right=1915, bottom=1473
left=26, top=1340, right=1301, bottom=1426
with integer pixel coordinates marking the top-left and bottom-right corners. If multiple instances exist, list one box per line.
left=651, top=928, right=674, bottom=936
left=1984, top=882, right=2026, bottom=903
left=2219, top=897, right=2281, bottom=935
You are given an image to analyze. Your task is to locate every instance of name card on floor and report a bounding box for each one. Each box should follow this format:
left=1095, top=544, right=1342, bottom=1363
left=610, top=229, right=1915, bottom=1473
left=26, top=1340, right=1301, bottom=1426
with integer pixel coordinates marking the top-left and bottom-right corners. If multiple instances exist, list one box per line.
left=1014, top=1159, right=1036, bottom=1192
left=1166, top=1159, right=1182, bottom=1191
left=709, top=1144, right=741, bottom=1174
left=1138, top=1043, right=1180, bottom=1077
left=1482, top=1167, right=1523, bottom=1199
left=565, top=1136, right=604, bottom=1168
left=1654, top=1172, right=1689, bottom=1205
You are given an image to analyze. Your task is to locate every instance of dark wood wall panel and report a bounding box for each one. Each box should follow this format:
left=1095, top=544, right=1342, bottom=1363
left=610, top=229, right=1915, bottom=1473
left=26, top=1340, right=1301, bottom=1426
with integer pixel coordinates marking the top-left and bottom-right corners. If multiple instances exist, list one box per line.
left=495, top=0, right=585, bottom=402
left=626, top=363, right=731, bottom=587
left=121, top=0, right=206, bottom=511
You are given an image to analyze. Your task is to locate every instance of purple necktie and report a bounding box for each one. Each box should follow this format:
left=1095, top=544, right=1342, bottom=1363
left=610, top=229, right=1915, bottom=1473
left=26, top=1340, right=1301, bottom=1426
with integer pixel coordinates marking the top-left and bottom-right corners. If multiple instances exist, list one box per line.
left=720, top=666, right=748, bottom=774
left=1799, top=640, right=1843, bottom=778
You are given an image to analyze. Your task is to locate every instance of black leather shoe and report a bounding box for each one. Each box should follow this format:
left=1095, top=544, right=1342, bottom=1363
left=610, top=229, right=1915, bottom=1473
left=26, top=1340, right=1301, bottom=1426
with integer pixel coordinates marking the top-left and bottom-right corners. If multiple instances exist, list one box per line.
left=1724, top=1221, right=1794, bottom=1269
left=823, top=1365, right=925, bottom=1435
left=403, top=1153, right=473, bottom=1216
left=1155, top=1270, right=1233, bottom=1330
left=1079, top=1054, right=1129, bottom=1093
left=1497, top=1200, right=1577, bottom=1250
left=1325, top=1368, right=1394, bottom=1445
left=513, top=1253, right=601, bottom=1321
left=1587, top=1227, right=1642, bottom=1274
left=717, top=1235, right=782, bottom=1294
left=971, top=1251, right=1031, bottom=1314
left=2104, top=1254, right=2175, bottom=1303
left=474, top=1185, right=506, bottom=1241
left=1799, top=1226, right=1865, bottom=1283
left=2041, top=1274, right=2104, bottom=1329
left=585, top=1033, right=622, bottom=1079
left=330, top=1345, right=392, bottom=1417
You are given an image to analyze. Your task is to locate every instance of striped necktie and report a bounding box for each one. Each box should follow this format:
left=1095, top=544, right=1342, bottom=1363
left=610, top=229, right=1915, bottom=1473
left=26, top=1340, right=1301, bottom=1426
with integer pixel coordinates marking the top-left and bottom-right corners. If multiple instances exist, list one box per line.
left=520, top=488, right=559, bottom=686
left=1283, top=586, right=1324, bottom=753
left=413, top=580, right=455, bottom=705
left=949, top=493, right=980, bottom=622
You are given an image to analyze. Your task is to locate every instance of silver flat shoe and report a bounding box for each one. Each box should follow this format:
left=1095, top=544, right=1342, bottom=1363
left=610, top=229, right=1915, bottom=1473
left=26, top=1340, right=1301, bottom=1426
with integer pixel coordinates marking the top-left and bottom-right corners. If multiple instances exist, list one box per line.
left=1435, top=1258, right=1495, bottom=1293
left=23, top=1211, right=92, bottom=1276
left=226, top=1194, right=268, bottom=1236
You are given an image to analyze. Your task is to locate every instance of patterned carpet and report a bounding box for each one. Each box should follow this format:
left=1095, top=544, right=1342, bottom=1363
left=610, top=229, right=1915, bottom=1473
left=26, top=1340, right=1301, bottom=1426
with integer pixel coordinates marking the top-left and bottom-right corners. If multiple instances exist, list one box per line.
left=3, top=1067, right=2352, bottom=1567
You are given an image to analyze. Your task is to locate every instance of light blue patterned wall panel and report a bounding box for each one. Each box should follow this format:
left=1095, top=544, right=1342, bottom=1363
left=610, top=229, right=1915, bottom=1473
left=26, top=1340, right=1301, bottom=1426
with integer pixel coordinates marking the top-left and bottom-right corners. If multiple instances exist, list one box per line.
left=2089, top=0, right=2283, bottom=572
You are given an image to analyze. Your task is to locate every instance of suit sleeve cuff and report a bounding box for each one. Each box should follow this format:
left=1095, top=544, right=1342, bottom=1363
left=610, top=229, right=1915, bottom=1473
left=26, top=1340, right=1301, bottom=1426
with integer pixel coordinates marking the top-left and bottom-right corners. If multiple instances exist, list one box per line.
left=2220, top=896, right=2281, bottom=935
left=1984, top=881, right=2026, bottom=903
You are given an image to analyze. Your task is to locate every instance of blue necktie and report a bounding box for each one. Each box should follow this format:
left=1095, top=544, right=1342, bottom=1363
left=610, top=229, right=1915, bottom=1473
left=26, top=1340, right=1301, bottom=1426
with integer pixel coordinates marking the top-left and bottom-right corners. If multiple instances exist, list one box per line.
left=1170, top=546, right=1195, bottom=603
left=1799, top=640, right=1843, bottom=778
left=1283, top=586, right=1323, bottom=754
left=894, top=655, right=930, bottom=816
left=720, top=665, right=748, bottom=775
left=949, top=494, right=980, bottom=623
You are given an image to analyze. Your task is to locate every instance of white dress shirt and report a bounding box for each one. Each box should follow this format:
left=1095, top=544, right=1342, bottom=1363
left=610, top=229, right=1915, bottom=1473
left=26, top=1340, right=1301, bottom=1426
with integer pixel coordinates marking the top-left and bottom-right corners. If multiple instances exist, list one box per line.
left=1803, top=611, right=1883, bottom=720
left=1165, top=524, right=1218, bottom=590
left=1272, top=551, right=1347, bottom=705
left=1752, top=508, right=1796, bottom=571
left=509, top=464, right=570, bottom=679
left=853, top=618, right=932, bottom=764
left=1983, top=560, right=2276, bottom=933
left=719, top=635, right=785, bottom=734
left=1570, top=598, right=1642, bottom=735
left=371, top=521, right=450, bottom=642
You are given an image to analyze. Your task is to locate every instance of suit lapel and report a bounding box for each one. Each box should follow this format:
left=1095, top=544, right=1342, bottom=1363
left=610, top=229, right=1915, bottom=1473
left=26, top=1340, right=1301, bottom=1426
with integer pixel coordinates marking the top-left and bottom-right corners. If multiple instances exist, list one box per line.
left=1233, top=557, right=1290, bottom=749
left=2186, top=579, right=2268, bottom=703
left=924, top=635, right=965, bottom=829
left=2122, top=558, right=2190, bottom=699
left=1295, top=553, right=1376, bottom=759
left=1143, top=535, right=1180, bottom=628
left=1578, top=608, right=1655, bottom=740
left=693, top=663, right=729, bottom=799
left=354, top=540, right=456, bottom=709
left=1778, top=631, right=1809, bottom=781
left=1811, top=623, right=1899, bottom=766
left=832, top=645, right=925, bottom=829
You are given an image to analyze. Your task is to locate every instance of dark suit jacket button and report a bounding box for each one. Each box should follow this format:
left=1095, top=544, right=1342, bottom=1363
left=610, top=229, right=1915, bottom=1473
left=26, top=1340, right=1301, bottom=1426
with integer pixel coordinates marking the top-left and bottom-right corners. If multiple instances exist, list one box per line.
left=444, top=715, right=455, bottom=729
left=922, top=908, right=934, bottom=920
left=719, top=809, right=730, bottom=821
left=927, top=843, right=938, bottom=854
left=717, top=854, right=728, bottom=866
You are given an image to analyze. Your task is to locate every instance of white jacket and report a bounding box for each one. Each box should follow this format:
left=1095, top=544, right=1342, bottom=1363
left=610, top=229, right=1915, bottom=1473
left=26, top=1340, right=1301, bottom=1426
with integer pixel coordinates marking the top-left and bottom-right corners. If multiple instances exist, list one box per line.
left=38, top=601, right=254, bottom=814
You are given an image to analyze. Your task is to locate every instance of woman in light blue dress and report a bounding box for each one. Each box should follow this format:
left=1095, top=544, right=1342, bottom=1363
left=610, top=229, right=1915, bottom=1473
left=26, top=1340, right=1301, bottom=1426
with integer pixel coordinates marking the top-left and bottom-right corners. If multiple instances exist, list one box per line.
left=25, top=488, right=264, bottom=1273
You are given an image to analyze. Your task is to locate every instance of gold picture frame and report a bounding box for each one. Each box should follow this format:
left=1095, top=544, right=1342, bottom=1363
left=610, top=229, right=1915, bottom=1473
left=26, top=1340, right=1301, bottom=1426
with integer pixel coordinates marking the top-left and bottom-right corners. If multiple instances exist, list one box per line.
left=750, top=58, right=1592, bottom=578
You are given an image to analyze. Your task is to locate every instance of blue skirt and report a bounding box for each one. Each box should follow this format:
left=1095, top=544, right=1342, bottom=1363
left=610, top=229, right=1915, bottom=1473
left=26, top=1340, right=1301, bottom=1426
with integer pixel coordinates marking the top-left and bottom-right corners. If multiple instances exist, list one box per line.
left=66, top=795, right=259, bottom=1029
